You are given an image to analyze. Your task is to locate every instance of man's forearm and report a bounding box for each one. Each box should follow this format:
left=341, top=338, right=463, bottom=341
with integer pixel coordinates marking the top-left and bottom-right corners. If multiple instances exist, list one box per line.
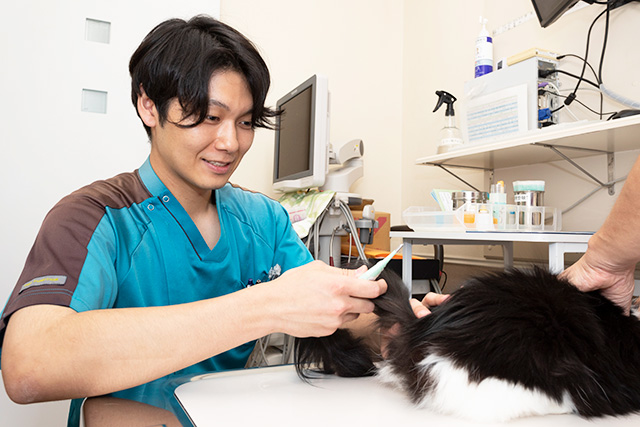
left=1, top=287, right=273, bottom=403
left=588, top=155, right=640, bottom=270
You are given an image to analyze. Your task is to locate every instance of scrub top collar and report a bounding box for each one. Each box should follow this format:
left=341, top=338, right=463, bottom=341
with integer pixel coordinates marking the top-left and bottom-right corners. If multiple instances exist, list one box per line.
left=138, top=157, right=168, bottom=197
left=138, top=157, right=227, bottom=262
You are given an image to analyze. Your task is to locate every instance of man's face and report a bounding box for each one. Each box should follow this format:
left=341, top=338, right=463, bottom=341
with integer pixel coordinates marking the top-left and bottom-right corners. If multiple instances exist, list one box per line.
left=148, top=70, right=255, bottom=198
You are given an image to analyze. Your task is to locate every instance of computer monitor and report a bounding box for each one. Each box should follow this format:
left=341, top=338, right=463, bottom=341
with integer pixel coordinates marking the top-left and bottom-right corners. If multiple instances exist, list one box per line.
left=272, top=74, right=329, bottom=193
left=531, top=0, right=582, bottom=27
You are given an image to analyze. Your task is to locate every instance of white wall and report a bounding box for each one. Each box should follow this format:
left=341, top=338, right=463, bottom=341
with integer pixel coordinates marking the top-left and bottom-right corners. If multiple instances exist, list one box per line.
left=222, top=0, right=405, bottom=223
left=0, top=1, right=220, bottom=424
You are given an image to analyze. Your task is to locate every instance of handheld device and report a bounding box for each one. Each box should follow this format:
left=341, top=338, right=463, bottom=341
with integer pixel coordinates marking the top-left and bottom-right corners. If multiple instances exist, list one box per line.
left=358, top=243, right=404, bottom=281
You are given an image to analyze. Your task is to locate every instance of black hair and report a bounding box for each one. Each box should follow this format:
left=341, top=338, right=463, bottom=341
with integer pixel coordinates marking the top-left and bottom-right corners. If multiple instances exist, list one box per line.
left=129, top=15, right=278, bottom=138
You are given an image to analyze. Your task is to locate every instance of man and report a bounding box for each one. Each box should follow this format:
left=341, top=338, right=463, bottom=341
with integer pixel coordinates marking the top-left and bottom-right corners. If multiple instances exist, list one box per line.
left=0, top=15, right=386, bottom=424
left=560, top=155, right=640, bottom=314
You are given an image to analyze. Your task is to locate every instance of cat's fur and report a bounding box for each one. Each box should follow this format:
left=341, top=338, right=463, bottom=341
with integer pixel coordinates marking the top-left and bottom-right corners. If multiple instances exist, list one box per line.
left=294, top=266, right=640, bottom=421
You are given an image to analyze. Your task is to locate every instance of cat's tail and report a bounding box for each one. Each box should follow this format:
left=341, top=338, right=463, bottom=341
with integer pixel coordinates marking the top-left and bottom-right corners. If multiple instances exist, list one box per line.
left=294, top=263, right=417, bottom=379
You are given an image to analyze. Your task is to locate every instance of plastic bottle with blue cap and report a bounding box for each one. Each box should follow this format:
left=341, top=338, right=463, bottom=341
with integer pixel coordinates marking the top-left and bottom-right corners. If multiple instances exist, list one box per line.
left=475, top=17, right=493, bottom=78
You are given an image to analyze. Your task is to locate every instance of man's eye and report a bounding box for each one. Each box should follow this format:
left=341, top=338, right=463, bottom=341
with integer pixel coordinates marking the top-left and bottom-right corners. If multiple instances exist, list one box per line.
left=239, top=121, right=253, bottom=130
left=207, top=115, right=220, bottom=122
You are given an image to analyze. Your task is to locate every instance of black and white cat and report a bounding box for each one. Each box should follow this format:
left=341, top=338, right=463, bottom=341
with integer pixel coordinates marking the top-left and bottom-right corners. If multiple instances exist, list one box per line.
left=294, top=266, right=640, bottom=422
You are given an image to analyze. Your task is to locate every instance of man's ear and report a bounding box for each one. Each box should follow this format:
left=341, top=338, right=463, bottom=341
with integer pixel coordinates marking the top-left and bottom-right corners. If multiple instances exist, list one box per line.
left=136, top=86, right=158, bottom=129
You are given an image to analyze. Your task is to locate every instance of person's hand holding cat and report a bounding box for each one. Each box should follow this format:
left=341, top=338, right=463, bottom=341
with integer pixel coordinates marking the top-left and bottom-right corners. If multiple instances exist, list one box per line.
left=380, top=292, right=449, bottom=358
left=560, top=248, right=636, bottom=315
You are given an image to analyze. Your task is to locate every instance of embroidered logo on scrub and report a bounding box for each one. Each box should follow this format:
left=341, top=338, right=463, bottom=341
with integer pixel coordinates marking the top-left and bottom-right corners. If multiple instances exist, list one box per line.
left=20, top=275, right=67, bottom=293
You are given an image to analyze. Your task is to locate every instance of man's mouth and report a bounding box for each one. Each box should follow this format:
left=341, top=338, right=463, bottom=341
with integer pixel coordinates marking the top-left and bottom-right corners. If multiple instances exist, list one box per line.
left=205, top=159, right=230, bottom=167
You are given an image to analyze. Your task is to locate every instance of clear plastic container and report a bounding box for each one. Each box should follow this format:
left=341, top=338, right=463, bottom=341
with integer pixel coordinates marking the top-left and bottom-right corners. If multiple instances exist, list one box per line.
left=402, top=206, right=464, bottom=232
left=403, top=203, right=561, bottom=232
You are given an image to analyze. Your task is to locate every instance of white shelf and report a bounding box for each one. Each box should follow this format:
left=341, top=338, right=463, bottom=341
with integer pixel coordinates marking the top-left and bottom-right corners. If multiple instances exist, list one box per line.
left=416, top=115, right=640, bottom=170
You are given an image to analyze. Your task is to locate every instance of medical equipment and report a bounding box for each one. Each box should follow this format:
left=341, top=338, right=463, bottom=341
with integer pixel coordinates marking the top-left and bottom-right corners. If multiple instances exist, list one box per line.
left=273, top=74, right=330, bottom=192
left=463, top=57, right=559, bottom=144
left=531, top=0, right=635, bottom=28
left=272, top=74, right=365, bottom=194
left=322, top=138, right=364, bottom=195
left=358, top=243, right=403, bottom=281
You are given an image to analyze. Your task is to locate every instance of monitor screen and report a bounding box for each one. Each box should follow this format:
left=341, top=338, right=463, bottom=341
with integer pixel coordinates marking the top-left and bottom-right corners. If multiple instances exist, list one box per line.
left=273, top=74, right=329, bottom=192
left=531, top=0, right=581, bottom=27
left=275, top=86, right=312, bottom=180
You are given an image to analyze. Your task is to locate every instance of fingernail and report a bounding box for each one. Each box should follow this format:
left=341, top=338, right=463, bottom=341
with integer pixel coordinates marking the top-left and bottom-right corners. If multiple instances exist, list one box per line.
left=417, top=308, right=430, bottom=318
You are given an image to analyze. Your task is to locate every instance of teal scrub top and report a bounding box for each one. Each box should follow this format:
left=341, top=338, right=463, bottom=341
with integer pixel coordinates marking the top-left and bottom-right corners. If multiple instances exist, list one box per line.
left=0, top=158, right=313, bottom=425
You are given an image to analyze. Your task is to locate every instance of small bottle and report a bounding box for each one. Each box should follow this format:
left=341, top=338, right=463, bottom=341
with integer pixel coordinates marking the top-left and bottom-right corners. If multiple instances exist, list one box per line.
left=433, top=90, right=464, bottom=154
left=475, top=17, right=493, bottom=78
left=475, top=204, right=494, bottom=231
left=489, top=180, right=507, bottom=229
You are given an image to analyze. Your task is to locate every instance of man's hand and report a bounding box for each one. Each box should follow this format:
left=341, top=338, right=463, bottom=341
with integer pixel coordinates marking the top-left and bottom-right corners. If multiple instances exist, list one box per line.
left=381, top=292, right=450, bottom=359
left=410, top=292, right=450, bottom=318
left=263, top=261, right=387, bottom=338
left=560, top=254, right=636, bottom=315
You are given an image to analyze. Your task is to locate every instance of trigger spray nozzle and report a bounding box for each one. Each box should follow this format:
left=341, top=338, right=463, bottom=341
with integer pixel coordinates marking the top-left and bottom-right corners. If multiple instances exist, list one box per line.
left=433, top=90, right=457, bottom=117
left=433, top=90, right=463, bottom=154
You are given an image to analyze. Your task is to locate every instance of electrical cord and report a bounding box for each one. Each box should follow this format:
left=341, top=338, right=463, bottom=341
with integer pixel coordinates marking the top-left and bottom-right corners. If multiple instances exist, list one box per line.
left=566, top=5, right=610, bottom=106
left=541, top=89, right=617, bottom=116
left=598, top=1, right=611, bottom=85
left=541, top=68, right=600, bottom=89
left=558, top=53, right=605, bottom=118
left=557, top=53, right=600, bottom=85
left=439, top=270, right=448, bottom=292
left=337, top=200, right=367, bottom=262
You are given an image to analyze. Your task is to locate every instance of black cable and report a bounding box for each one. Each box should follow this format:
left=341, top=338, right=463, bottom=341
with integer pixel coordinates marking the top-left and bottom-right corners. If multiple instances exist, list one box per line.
left=439, top=270, right=448, bottom=292
left=551, top=104, right=565, bottom=114
left=567, top=6, right=610, bottom=106
left=598, top=2, right=611, bottom=85
left=557, top=53, right=604, bottom=118
left=540, top=89, right=617, bottom=116
left=557, top=53, right=601, bottom=85
left=542, top=68, right=601, bottom=89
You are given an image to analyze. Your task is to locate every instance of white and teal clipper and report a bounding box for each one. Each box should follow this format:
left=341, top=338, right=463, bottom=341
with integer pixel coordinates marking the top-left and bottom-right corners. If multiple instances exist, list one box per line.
left=358, top=243, right=404, bottom=281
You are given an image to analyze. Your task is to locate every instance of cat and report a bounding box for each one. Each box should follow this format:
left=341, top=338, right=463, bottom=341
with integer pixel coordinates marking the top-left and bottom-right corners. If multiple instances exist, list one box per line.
left=294, top=265, right=640, bottom=422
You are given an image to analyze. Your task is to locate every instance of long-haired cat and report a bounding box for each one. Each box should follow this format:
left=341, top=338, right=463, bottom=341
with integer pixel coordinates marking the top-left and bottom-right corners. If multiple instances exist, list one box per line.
left=294, top=265, right=640, bottom=422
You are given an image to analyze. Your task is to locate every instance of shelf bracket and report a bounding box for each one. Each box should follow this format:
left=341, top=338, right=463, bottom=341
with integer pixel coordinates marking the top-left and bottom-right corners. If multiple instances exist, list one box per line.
left=607, top=151, right=615, bottom=196
left=432, top=164, right=489, bottom=192
left=539, top=144, right=616, bottom=196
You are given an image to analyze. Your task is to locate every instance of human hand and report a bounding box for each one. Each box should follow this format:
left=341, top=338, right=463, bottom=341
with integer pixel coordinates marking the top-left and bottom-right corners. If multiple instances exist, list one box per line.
left=560, top=254, right=636, bottom=315
left=265, top=261, right=387, bottom=338
left=380, top=292, right=449, bottom=359
left=410, top=292, right=450, bottom=318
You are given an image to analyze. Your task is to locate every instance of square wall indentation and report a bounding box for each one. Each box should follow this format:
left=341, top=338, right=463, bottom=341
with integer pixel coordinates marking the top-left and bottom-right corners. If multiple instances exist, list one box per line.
left=85, top=18, right=111, bottom=44
left=81, top=89, right=108, bottom=114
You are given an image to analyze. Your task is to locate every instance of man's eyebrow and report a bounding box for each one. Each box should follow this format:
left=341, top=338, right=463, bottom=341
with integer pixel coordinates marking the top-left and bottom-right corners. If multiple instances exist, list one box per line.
left=209, top=98, right=253, bottom=117
left=209, top=99, right=229, bottom=110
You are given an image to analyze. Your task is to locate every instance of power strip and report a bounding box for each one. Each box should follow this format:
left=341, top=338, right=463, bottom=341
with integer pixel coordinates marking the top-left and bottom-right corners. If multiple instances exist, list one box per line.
left=492, top=11, right=536, bottom=37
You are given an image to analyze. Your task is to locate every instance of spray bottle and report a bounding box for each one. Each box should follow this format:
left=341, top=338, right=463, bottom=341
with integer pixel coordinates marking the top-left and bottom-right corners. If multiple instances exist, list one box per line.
left=474, top=17, right=493, bottom=78
left=433, top=90, right=463, bottom=154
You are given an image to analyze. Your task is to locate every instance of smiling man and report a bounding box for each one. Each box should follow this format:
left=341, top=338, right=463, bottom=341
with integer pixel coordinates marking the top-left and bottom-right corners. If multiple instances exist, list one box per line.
left=0, top=15, right=386, bottom=425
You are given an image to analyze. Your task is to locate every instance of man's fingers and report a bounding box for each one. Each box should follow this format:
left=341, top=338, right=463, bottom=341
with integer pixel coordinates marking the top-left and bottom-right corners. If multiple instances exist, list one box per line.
left=410, top=298, right=431, bottom=318
left=343, top=277, right=387, bottom=299
left=422, top=292, right=450, bottom=307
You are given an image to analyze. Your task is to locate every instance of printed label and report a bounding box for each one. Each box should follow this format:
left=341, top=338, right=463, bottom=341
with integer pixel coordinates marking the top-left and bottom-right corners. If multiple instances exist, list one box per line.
left=514, top=194, right=528, bottom=203
left=441, top=137, right=463, bottom=146
left=20, top=275, right=67, bottom=293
